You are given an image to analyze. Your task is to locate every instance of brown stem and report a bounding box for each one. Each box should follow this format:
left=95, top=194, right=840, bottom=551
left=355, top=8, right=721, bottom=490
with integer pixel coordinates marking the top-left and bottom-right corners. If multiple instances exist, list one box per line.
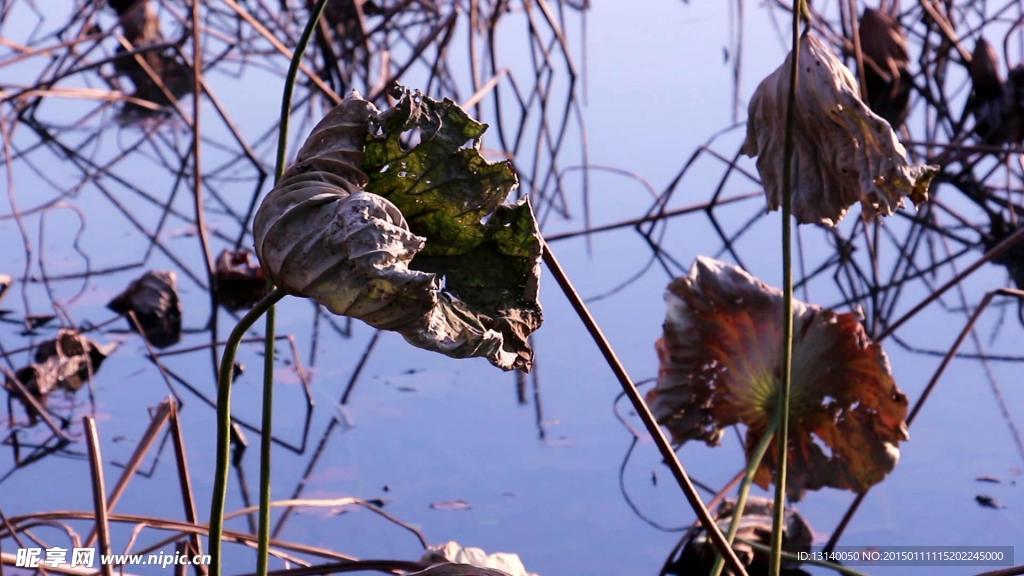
left=541, top=239, right=749, bottom=576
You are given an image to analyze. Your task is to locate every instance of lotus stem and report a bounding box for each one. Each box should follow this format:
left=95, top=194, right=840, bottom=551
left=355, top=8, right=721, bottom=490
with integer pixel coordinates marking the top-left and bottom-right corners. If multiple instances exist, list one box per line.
left=255, top=2, right=331, bottom=575
left=770, top=2, right=808, bottom=575
left=256, top=300, right=276, bottom=576
left=709, top=416, right=779, bottom=576
left=208, top=286, right=286, bottom=574
left=541, top=242, right=749, bottom=576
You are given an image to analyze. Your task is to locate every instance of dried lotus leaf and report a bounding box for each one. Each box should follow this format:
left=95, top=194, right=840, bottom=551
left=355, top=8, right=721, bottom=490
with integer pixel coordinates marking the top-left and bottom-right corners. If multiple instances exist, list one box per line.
left=859, top=8, right=911, bottom=127
left=108, top=270, right=182, bottom=349
left=253, top=89, right=542, bottom=371
left=742, top=33, right=936, bottom=226
left=214, top=249, right=269, bottom=311
left=420, top=541, right=536, bottom=576
left=647, top=257, right=909, bottom=500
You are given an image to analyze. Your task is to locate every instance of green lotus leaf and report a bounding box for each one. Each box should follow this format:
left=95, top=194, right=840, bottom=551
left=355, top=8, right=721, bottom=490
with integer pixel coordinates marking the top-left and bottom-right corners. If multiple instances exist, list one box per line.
left=647, top=257, right=909, bottom=500
left=253, top=88, right=542, bottom=371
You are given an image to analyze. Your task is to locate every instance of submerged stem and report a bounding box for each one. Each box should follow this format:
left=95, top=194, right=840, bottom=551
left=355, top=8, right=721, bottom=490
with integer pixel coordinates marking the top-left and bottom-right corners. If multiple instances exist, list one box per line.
left=771, top=2, right=807, bottom=575
left=710, top=416, right=779, bottom=576
left=208, top=287, right=286, bottom=574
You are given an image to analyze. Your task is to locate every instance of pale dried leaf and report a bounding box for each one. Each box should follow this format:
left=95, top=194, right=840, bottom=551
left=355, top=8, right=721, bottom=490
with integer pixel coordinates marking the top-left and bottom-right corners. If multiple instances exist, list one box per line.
left=742, top=33, right=936, bottom=226
left=421, top=541, right=536, bottom=576
left=409, top=565, right=515, bottom=576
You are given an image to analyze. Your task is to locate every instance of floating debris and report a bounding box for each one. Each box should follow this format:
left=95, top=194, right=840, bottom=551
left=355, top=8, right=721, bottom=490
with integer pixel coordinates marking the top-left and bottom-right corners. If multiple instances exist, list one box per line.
left=108, top=0, right=192, bottom=117
left=429, top=500, right=472, bottom=511
left=0, top=274, right=11, bottom=306
left=986, top=213, right=1024, bottom=291
left=975, top=494, right=1003, bottom=509
left=22, top=314, right=57, bottom=335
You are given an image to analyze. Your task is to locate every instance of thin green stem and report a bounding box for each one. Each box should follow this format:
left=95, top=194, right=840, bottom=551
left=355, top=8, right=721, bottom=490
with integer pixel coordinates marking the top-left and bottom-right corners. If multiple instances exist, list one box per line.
left=208, top=287, right=286, bottom=574
left=275, top=0, right=331, bottom=186
left=710, top=417, right=779, bottom=576
left=255, top=302, right=276, bottom=576
left=771, top=2, right=806, bottom=575
left=255, top=2, right=331, bottom=575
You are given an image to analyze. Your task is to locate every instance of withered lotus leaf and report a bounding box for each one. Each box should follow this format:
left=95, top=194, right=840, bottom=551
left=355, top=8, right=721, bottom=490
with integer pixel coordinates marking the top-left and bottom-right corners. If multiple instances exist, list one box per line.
left=969, top=38, right=1004, bottom=105
left=214, top=249, right=269, bottom=311
left=5, top=329, right=117, bottom=399
left=410, top=566, right=515, bottom=576
left=987, top=214, right=1024, bottom=290
left=968, top=37, right=1024, bottom=145
left=253, top=88, right=542, bottom=372
left=647, top=257, right=909, bottom=500
left=742, top=33, right=937, bottom=226
left=419, top=541, right=535, bottom=576
left=108, top=270, right=182, bottom=349
left=859, top=7, right=911, bottom=127
left=110, top=0, right=192, bottom=115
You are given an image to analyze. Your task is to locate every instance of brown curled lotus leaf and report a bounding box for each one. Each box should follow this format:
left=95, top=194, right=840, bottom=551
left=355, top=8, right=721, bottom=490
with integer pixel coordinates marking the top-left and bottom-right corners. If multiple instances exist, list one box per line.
left=253, top=88, right=542, bottom=372
left=646, top=257, right=909, bottom=501
left=968, top=37, right=1024, bottom=145
left=214, top=249, right=269, bottom=311
left=5, top=329, right=117, bottom=403
left=108, top=270, right=182, bottom=349
left=742, top=33, right=936, bottom=226
left=859, top=7, right=911, bottom=127
left=109, top=0, right=192, bottom=116
left=969, top=38, right=1004, bottom=105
